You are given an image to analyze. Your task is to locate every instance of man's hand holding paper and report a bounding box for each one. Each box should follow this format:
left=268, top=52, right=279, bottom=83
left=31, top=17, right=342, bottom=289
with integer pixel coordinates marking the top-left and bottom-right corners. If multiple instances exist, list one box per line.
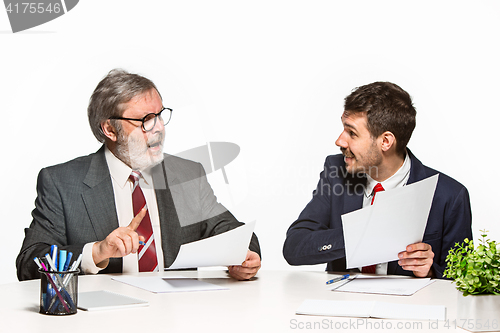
left=228, top=250, right=261, bottom=280
left=398, top=242, right=435, bottom=277
left=167, top=221, right=259, bottom=280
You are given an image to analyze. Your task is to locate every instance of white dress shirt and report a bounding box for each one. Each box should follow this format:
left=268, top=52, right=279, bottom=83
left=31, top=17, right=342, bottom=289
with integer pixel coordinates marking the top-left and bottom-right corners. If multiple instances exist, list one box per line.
left=359, top=152, right=411, bottom=274
left=81, top=147, right=165, bottom=274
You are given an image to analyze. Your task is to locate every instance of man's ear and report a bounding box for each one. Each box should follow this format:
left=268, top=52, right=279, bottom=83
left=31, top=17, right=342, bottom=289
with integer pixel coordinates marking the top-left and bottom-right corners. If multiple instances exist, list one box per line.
left=380, top=131, right=396, bottom=152
left=101, top=119, right=118, bottom=142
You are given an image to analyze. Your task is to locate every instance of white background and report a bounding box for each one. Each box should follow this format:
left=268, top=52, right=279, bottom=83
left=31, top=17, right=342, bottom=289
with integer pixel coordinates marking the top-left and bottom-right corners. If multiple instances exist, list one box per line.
left=1, top=1, right=499, bottom=284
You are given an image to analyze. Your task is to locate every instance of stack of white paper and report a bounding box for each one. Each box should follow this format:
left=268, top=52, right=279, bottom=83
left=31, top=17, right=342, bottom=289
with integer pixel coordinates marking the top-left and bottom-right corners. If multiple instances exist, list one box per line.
left=112, top=275, right=228, bottom=293
left=329, top=275, right=435, bottom=296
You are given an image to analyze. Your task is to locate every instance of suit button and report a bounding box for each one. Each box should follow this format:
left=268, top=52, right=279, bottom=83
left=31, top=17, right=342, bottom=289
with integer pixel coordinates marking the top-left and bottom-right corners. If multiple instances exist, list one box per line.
left=322, top=245, right=328, bottom=251
left=318, top=246, right=323, bottom=251
left=327, top=244, right=332, bottom=250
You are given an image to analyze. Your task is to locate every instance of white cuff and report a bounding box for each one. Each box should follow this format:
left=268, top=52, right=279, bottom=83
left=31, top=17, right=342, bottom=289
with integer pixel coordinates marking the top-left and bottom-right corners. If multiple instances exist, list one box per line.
left=81, top=242, right=108, bottom=274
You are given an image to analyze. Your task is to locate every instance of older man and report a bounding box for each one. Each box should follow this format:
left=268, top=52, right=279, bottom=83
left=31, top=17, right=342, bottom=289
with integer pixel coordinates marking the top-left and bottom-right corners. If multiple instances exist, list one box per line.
left=17, top=69, right=261, bottom=281
left=283, top=82, right=471, bottom=278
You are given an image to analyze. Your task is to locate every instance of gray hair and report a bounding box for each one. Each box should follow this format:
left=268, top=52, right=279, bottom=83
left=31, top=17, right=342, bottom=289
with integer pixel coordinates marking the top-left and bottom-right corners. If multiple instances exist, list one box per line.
left=87, top=69, right=159, bottom=142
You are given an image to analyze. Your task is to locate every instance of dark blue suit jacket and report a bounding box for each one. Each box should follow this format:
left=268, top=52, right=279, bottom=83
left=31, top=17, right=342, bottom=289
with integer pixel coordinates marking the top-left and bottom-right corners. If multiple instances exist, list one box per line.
left=282, top=150, right=472, bottom=278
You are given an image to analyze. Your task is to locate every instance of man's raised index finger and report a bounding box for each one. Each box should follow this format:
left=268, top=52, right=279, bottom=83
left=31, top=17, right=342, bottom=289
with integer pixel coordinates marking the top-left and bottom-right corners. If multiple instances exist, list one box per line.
left=128, top=206, right=147, bottom=231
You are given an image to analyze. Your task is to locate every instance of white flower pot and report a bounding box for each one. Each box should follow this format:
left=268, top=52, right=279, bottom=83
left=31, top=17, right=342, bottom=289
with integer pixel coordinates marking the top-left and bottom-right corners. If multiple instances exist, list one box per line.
left=457, top=291, right=500, bottom=332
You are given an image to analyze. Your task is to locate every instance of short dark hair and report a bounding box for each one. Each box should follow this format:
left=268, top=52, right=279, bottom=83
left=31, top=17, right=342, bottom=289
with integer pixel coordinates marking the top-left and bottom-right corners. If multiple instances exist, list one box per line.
left=344, top=81, right=416, bottom=156
left=87, top=69, right=159, bottom=142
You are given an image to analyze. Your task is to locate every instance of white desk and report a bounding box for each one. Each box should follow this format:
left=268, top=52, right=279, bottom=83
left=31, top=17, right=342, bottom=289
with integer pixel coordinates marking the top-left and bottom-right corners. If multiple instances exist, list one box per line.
left=2, top=270, right=473, bottom=332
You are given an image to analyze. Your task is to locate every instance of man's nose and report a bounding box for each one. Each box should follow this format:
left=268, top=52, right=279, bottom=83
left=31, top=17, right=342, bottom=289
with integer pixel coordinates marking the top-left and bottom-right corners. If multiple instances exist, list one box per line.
left=335, top=132, right=347, bottom=148
left=150, top=116, right=165, bottom=134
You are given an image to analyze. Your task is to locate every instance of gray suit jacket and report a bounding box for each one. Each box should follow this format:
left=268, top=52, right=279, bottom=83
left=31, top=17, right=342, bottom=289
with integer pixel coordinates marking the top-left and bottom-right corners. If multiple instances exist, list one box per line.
left=17, top=146, right=260, bottom=280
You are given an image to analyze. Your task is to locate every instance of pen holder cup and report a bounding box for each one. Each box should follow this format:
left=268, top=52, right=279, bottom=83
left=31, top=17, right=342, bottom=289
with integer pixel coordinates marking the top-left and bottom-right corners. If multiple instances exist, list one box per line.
left=39, top=268, right=79, bottom=315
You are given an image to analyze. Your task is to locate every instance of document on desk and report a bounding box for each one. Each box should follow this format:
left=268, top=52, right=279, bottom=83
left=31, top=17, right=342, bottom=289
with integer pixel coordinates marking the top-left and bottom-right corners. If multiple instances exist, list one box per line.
left=167, top=221, right=256, bottom=270
left=112, top=275, right=228, bottom=293
left=296, top=299, right=446, bottom=321
left=330, top=275, right=435, bottom=296
left=342, top=174, right=439, bottom=269
left=78, top=290, right=149, bottom=311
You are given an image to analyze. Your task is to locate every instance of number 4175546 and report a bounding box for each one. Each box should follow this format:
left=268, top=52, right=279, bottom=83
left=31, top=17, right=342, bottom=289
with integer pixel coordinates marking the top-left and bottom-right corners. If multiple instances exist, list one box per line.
left=5, top=2, right=62, bottom=14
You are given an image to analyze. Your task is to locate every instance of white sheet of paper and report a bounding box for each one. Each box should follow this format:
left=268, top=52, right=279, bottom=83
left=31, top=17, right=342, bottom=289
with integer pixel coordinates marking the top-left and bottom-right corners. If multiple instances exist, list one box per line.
left=78, top=290, right=149, bottom=311
left=112, top=275, right=228, bottom=293
left=371, top=301, right=446, bottom=321
left=332, top=275, right=435, bottom=296
left=167, top=221, right=256, bottom=269
left=296, top=299, right=446, bottom=321
left=342, top=174, right=439, bottom=269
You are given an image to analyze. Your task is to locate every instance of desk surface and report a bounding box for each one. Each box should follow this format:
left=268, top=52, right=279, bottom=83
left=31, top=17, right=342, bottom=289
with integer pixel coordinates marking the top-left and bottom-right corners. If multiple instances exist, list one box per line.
left=2, top=270, right=473, bottom=332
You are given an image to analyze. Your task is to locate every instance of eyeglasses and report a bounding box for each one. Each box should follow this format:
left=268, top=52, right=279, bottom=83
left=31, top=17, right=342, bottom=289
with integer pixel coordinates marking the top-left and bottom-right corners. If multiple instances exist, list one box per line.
left=109, top=107, right=172, bottom=132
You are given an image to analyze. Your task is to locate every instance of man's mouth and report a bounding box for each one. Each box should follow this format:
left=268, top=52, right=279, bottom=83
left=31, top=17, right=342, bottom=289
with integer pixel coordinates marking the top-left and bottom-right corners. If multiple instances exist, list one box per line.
left=147, top=134, right=164, bottom=150
left=341, top=149, right=354, bottom=159
left=148, top=141, right=161, bottom=148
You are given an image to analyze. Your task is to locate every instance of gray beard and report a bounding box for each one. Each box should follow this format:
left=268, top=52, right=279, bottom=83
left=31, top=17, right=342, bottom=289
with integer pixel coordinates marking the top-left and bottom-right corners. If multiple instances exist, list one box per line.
left=115, top=132, right=164, bottom=171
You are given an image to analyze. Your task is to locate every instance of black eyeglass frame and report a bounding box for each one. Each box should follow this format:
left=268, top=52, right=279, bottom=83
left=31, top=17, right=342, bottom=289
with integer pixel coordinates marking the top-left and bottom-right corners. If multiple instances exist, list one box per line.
left=109, top=107, right=172, bottom=132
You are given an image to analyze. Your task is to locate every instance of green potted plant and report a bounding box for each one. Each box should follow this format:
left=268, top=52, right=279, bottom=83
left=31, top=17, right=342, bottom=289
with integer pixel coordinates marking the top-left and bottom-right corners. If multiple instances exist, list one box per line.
left=444, top=230, right=500, bottom=332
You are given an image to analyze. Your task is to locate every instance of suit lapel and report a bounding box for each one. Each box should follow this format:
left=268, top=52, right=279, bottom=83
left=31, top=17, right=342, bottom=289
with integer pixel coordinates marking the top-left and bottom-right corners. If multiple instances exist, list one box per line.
left=81, top=147, right=120, bottom=241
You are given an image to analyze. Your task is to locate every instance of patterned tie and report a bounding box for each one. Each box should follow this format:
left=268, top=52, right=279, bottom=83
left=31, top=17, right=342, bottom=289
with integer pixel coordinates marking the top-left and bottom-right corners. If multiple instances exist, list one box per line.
left=129, top=171, right=158, bottom=272
left=362, top=183, right=385, bottom=274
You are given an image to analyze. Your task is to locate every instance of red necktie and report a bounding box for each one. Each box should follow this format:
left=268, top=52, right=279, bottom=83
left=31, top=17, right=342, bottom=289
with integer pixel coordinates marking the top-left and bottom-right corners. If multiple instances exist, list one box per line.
left=129, top=171, right=158, bottom=272
left=362, top=183, right=385, bottom=274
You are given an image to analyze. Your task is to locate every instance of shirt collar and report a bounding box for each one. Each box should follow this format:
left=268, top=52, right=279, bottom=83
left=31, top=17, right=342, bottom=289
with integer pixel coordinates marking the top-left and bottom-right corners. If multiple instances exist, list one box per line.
left=104, top=146, right=153, bottom=188
left=364, top=152, right=411, bottom=198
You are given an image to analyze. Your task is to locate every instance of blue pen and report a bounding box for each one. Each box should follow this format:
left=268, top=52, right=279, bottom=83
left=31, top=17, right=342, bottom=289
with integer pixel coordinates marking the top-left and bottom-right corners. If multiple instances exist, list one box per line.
left=58, top=250, right=67, bottom=272
left=50, top=245, right=58, bottom=271
left=67, top=253, right=82, bottom=274
left=326, top=274, right=350, bottom=285
left=63, top=252, right=73, bottom=272
left=46, top=285, right=55, bottom=311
